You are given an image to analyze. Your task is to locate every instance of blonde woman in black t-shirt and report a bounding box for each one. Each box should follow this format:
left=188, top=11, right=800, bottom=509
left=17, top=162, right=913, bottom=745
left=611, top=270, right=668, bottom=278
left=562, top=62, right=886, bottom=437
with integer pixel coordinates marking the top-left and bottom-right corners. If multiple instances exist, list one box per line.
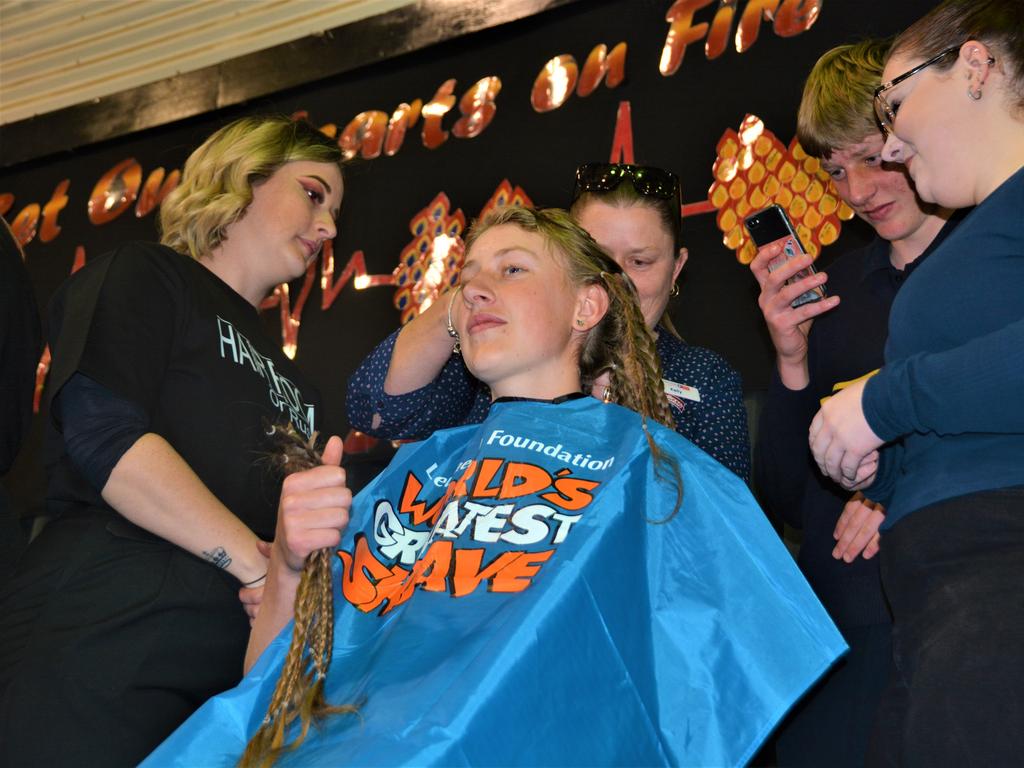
left=0, top=116, right=349, bottom=767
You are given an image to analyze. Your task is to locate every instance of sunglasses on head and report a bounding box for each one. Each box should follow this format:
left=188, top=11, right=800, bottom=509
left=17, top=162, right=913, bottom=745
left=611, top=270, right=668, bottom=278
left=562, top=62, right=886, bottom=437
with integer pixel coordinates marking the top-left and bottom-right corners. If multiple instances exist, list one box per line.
left=573, top=162, right=683, bottom=245
left=573, top=162, right=680, bottom=202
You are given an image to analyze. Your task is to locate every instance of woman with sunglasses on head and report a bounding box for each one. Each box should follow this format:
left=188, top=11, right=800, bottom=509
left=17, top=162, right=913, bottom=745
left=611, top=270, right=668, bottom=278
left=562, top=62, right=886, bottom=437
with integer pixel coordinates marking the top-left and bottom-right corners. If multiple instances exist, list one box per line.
left=148, top=207, right=841, bottom=768
left=806, top=0, right=1024, bottom=762
left=348, top=163, right=750, bottom=481
left=0, top=116, right=345, bottom=767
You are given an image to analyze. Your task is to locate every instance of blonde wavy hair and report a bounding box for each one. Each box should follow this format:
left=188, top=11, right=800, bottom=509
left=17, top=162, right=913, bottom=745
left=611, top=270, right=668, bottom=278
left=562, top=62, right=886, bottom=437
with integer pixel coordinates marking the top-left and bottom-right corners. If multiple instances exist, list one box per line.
left=159, top=115, right=343, bottom=259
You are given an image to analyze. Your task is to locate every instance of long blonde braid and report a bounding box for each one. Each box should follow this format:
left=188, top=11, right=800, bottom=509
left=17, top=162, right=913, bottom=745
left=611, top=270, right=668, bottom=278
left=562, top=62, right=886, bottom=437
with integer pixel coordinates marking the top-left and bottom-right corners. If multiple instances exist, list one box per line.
left=239, top=426, right=356, bottom=768
left=591, top=270, right=674, bottom=430
left=591, top=270, right=683, bottom=521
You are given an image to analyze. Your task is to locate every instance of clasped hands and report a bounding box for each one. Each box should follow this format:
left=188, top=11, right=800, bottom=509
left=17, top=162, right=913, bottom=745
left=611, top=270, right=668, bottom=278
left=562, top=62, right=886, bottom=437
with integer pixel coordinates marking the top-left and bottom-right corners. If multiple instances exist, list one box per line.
left=809, top=377, right=883, bottom=490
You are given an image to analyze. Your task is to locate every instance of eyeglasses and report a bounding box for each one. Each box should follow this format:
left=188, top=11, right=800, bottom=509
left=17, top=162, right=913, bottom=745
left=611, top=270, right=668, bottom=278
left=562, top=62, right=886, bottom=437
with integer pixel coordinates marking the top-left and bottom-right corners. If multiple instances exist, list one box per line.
left=873, top=45, right=990, bottom=135
left=573, top=162, right=682, bottom=239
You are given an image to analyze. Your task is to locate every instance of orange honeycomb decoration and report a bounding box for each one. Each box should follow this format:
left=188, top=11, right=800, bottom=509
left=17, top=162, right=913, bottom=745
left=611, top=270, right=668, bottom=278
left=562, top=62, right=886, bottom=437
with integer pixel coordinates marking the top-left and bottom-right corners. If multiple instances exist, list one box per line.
left=392, top=181, right=535, bottom=324
left=709, top=114, right=855, bottom=264
left=393, top=192, right=467, bottom=324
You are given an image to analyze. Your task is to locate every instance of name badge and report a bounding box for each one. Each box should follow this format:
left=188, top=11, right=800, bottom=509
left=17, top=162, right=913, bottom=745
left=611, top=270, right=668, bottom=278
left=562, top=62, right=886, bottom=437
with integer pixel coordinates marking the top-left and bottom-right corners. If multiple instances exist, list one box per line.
left=663, top=379, right=700, bottom=403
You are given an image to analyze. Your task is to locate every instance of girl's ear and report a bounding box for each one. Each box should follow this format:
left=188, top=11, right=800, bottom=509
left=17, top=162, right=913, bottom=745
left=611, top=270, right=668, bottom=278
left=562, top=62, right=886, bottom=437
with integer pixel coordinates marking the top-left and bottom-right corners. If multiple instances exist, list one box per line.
left=574, top=282, right=610, bottom=332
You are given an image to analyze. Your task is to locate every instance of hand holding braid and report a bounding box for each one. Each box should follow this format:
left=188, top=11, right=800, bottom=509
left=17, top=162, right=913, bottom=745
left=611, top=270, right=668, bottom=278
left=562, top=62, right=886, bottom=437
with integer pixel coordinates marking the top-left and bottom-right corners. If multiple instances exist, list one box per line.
left=240, top=427, right=355, bottom=768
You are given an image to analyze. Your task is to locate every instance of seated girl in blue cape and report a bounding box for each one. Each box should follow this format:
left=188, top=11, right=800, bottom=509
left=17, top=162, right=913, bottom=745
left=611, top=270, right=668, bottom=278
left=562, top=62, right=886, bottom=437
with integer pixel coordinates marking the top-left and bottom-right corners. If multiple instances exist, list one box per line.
left=146, top=207, right=845, bottom=767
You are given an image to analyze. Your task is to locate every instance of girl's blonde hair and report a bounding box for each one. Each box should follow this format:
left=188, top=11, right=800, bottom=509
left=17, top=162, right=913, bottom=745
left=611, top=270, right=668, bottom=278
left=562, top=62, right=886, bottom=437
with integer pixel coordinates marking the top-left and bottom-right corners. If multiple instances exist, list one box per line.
left=160, top=115, right=343, bottom=259
left=240, top=428, right=355, bottom=768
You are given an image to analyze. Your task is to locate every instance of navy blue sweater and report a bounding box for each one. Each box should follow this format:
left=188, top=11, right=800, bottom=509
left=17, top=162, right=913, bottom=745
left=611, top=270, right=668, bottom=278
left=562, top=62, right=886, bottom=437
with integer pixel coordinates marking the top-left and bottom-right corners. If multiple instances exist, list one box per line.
left=864, top=165, right=1024, bottom=526
left=756, top=217, right=958, bottom=627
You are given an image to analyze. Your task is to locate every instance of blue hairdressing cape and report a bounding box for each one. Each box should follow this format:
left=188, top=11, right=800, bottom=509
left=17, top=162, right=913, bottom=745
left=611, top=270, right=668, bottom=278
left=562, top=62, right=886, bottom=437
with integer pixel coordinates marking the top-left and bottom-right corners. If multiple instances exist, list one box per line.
left=146, top=397, right=845, bottom=767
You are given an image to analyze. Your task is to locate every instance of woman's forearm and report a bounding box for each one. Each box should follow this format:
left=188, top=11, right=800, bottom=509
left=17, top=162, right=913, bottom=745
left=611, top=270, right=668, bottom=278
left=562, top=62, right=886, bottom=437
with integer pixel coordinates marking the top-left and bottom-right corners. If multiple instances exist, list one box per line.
left=244, top=555, right=302, bottom=672
left=102, top=432, right=267, bottom=584
left=384, top=288, right=460, bottom=395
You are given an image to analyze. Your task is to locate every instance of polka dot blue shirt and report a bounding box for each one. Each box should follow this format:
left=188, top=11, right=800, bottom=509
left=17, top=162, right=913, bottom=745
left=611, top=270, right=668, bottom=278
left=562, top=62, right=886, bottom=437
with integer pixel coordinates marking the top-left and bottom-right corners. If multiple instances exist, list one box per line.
left=346, top=329, right=750, bottom=481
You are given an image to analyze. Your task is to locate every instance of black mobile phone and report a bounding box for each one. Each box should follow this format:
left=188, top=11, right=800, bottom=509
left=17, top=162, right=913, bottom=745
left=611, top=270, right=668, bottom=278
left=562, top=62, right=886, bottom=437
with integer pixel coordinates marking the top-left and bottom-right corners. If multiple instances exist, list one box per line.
left=744, top=204, right=825, bottom=308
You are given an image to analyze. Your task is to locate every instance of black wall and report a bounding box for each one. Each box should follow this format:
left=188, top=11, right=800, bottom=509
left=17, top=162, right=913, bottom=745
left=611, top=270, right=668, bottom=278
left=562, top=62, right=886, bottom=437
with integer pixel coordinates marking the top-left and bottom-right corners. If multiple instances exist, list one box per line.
left=1, top=0, right=937, bottom=514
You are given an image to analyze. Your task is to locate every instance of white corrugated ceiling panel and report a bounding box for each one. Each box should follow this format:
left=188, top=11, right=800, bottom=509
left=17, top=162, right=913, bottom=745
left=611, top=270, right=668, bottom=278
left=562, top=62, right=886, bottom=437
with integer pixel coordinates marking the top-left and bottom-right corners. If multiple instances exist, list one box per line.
left=0, top=0, right=414, bottom=125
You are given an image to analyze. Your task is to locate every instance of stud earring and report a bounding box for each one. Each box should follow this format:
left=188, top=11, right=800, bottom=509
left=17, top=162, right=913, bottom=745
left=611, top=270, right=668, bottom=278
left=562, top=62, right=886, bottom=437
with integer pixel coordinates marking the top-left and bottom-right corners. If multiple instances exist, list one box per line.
left=575, top=318, right=585, bottom=327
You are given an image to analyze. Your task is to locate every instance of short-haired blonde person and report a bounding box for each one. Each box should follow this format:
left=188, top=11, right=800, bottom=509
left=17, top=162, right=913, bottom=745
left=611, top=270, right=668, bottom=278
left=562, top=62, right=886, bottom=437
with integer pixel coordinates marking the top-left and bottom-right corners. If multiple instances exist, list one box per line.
left=0, top=116, right=349, bottom=767
left=749, top=38, right=956, bottom=768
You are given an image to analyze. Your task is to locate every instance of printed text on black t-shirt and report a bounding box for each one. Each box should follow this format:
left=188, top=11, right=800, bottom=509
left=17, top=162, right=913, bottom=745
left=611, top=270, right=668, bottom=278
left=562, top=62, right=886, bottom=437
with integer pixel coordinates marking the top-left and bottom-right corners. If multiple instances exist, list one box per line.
left=216, top=316, right=315, bottom=437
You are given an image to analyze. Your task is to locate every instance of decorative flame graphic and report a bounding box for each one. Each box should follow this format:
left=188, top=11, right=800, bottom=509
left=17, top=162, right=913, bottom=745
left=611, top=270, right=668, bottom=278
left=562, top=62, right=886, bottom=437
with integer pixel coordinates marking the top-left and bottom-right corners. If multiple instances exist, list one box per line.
left=392, top=181, right=534, bottom=324
left=392, top=193, right=466, bottom=324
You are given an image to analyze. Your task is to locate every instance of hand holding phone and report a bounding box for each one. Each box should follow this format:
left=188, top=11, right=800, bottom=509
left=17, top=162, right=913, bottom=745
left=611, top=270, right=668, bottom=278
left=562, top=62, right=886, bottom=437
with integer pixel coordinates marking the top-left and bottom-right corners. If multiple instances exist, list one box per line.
left=745, top=205, right=825, bottom=308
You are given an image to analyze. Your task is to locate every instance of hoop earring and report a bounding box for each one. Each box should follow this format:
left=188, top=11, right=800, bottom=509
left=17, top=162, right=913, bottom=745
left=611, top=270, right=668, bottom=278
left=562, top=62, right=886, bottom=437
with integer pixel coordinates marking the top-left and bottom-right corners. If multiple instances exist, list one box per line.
left=446, top=286, right=462, bottom=354
left=669, top=282, right=680, bottom=298
left=967, top=85, right=982, bottom=101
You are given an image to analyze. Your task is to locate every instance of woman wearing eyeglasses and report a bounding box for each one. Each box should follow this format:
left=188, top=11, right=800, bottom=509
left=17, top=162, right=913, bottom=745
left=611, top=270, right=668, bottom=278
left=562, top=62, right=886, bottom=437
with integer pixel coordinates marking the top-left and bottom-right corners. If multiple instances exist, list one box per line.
left=347, top=163, right=750, bottom=481
left=806, top=0, right=1024, bottom=762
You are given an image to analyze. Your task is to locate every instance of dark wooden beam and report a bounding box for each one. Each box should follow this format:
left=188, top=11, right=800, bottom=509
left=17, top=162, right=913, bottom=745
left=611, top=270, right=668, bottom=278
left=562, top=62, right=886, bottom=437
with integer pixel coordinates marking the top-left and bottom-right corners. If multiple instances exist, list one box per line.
left=0, top=0, right=583, bottom=169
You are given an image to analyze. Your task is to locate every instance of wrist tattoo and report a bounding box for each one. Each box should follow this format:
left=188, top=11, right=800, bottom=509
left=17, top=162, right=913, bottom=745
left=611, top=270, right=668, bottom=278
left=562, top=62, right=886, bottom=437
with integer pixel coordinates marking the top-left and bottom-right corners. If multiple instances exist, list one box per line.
left=202, top=546, right=232, bottom=570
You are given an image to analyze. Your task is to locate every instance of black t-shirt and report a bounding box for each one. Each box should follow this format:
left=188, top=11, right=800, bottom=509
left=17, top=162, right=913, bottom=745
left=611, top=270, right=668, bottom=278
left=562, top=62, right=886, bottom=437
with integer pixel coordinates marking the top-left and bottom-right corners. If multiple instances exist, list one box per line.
left=45, top=242, right=323, bottom=541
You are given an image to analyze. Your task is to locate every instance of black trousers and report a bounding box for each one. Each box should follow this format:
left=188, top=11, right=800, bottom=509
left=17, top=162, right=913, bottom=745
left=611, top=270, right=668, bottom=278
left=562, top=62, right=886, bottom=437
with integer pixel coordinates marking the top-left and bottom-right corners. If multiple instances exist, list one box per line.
left=0, top=512, right=250, bottom=767
left=869, top=487, right=1024, bottom=767
left=775, top=621, right=892, bottom=768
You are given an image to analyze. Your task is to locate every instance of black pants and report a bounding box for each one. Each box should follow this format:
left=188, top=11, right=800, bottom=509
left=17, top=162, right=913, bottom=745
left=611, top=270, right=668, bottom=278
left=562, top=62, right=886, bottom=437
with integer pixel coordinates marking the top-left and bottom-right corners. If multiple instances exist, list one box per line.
left=0, top=512, right=250, bottom=767
left=869, top=487, right=1024, bottom=767
left=775, top=621, right=892, bottom=768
